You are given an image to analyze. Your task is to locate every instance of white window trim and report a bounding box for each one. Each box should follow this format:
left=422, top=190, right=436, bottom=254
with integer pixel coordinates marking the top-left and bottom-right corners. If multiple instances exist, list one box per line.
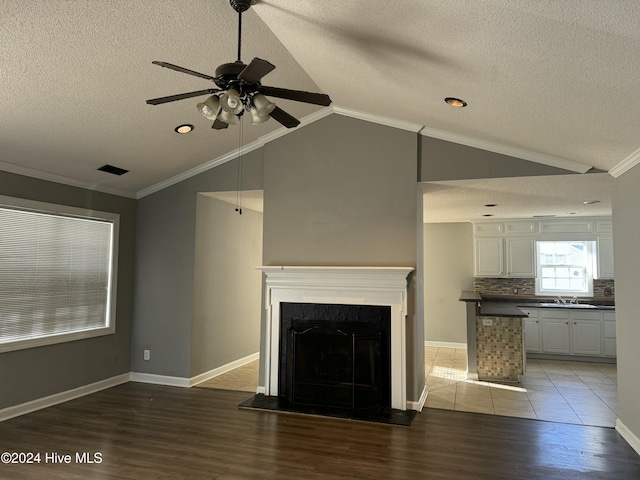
left=0, top=195, right=119, bottom=353
left=534, top=240, right=595, bottom=297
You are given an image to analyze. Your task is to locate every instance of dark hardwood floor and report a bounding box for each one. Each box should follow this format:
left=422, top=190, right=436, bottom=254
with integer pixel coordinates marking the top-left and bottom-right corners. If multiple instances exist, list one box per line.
left=0, top=383, right=638, bottom=479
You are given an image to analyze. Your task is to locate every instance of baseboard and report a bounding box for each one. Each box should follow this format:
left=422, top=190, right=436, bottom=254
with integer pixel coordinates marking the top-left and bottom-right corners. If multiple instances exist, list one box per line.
left=616, top=419, right=640, bottom=456
left=190, top=352, right=259, bottom=387
left=0, top=373, right=130, bottom=423
left=130, top=372, right=190, bottom=387
left=424, top=341, right=467, bottom=349
left=406, top=385, right=428, bottom=412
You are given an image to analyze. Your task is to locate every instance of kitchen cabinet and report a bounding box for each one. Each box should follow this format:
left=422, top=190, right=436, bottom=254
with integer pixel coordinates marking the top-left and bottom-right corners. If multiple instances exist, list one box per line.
left=597, top=236, right=615, bottom=279
left=475, top=237, right=504, bottom=277
left=603, top=311, right=616, bottom=357
left=541, top=311, right=571, bottom=354
left=474, top=236, right=535, bottom=277
left=571, top=311, right=602, bottom=356
left=521, top=308, right=541, bottom=353
left=536, top=308, right=614, bottom=358
left=506, top=237, right=536, bottom=277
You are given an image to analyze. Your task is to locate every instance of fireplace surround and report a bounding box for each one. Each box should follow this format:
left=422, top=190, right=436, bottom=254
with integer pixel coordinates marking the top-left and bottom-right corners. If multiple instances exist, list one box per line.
left=258, top=266, right=414, bottom=411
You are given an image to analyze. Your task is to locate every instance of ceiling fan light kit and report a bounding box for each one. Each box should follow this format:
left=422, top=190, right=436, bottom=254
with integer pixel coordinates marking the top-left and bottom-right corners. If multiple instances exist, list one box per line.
left=146, top=0, right=331, bottom=130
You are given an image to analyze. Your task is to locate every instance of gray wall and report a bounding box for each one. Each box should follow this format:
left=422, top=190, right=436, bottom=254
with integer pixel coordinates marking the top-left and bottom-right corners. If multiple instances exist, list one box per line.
left=420, top=136, right=576, bottom=182
left=423, top=222, right=474, bottom=344
left=611, top=163, right=640, bottom=443
left=132, top=153, right=263, bottom=377
left=262, top=114, right=423, bottom=401
left=191, top=195, right=262, bottom=377
left=0, top=171, right=136, bottom=409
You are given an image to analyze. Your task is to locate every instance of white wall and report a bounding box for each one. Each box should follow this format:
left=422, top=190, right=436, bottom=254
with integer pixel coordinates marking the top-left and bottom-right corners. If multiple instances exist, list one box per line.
left=423, top=222, right=474, bottom=344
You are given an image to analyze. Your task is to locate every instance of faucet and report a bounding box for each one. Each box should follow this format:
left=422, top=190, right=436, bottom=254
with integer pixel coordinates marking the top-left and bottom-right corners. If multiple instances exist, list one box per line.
left=556, top=296, right=566, bottom=304
left=570, top=296, right=579, bottom=305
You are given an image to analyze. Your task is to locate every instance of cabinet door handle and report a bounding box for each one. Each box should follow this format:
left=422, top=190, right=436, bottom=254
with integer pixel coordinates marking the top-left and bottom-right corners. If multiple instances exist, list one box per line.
left=566, top=322, right=569, bottom=325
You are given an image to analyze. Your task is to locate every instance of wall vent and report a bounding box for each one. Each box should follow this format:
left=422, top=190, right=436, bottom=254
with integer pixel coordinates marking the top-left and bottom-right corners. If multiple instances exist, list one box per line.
left=98, top=164, right=129, bottom=176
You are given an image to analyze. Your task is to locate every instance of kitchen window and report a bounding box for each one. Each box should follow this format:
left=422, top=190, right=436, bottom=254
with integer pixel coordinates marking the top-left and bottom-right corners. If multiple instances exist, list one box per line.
left=0, top=196, right=118, bottom=353
left=535, top=240, right=595, bottom=297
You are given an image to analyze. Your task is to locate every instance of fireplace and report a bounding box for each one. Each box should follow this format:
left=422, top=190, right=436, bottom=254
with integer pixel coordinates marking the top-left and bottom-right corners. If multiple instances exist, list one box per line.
left=281, top=303, right=391, bottom=411
left=258, top=266, right=413, bottom=411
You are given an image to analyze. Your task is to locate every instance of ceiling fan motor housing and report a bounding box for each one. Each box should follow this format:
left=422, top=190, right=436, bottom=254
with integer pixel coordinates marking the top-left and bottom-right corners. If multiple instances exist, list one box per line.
left=230, top=0, right=251, bottom=13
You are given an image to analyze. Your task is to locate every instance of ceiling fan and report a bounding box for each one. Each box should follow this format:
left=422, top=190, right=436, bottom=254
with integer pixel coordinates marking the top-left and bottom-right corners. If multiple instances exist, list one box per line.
left=146, top=0, right=331, bottom=129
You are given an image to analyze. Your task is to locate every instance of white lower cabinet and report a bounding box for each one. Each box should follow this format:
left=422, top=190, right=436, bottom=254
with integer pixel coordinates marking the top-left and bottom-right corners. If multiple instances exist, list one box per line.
left=521, top=308, right=541, bottom=353
left=571, top=311, right=602, bottom=356
left=530, top=308, right=616, bottom=358
left=542, top=311, right=571, bottom=354
left=603, top=311, right=617, bottom=357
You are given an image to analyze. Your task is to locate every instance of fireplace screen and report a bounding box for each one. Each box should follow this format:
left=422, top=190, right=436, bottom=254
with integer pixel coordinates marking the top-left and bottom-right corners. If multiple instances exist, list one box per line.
left=280, top=303, right=391, bottom=412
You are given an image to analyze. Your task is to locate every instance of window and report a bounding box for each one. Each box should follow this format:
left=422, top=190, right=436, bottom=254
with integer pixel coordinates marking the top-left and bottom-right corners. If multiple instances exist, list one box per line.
left=0, top=195, right=118, bottom=353
left=535, top=240, right=595, bottom=297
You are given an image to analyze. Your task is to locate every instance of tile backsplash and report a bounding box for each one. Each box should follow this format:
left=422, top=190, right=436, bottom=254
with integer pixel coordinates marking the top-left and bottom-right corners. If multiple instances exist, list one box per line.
left=474, top=277, right=615, bottom=298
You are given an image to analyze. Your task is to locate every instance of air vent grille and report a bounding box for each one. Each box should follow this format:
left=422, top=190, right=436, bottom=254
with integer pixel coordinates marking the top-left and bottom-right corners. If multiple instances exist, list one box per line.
left=98, top=165, right=129, bottom=176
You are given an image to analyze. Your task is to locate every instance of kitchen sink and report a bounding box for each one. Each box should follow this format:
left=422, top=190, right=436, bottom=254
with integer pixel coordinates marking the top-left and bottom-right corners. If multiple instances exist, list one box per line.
left=537, top=303, right=598, bottom=309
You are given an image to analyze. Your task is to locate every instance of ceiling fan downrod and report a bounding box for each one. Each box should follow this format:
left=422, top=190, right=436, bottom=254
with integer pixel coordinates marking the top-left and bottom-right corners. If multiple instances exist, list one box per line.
left=230, top=0, right=252, bottom=62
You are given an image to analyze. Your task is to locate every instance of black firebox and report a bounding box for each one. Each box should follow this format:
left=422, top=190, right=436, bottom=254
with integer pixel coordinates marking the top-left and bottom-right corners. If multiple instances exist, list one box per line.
left=279, top=303, right=391, bottom=412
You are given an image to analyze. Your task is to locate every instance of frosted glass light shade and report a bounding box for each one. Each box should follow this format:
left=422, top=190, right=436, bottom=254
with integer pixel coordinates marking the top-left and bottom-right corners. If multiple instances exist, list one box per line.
left=252, top=94, right=275, bottom=115
left=217, top=108, right=238, bottom=125
left=197, top=96, right=220, bottom=121
left=221, top=89, right=243, bottom=114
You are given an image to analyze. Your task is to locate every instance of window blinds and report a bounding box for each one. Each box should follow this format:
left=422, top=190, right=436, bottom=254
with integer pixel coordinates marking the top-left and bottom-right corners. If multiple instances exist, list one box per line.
left=0, top=206, right=114, bottom=347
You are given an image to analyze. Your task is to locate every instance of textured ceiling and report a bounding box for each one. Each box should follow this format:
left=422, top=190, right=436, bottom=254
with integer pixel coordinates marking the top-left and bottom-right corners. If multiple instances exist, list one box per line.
left=422, top=173, right=613, bottom=223
left=2, top=1, right=639, bottom=200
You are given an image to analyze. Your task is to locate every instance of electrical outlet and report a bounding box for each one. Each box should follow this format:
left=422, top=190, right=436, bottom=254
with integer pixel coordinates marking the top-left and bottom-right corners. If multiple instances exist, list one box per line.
left=143, top=349, right=150, bottom=361
left=482, top=318, right=493, bottom=326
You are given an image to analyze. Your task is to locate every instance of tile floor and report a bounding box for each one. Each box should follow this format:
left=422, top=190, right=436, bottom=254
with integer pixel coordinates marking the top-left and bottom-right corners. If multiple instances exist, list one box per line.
left=425, top=347, right=618, bottom=427
left=195, top=360, right=259, bottom=392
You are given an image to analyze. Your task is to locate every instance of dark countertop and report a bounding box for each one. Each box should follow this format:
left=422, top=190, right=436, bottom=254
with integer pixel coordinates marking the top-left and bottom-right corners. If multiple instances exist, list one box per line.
left=459, top=291, right=481, bottom=302
left=479, top=293, right=615, bottom=306
left=479, top=302, right=527, bottom=318
left=459, top=290, right=615, bottom=317
left=518, top=302, right=615, bottom=311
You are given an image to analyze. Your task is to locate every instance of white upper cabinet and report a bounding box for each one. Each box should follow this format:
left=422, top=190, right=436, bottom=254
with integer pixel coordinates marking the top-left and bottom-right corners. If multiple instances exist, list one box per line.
left=475, top=237, right=504, bottom=276
left=472, top=217, right=613, bottom=279
left=506, top=237, right=536, bottom=277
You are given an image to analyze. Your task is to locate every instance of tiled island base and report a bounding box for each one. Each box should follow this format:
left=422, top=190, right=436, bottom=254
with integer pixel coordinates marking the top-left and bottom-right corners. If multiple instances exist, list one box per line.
left=476, top=316, right=524, bottom=382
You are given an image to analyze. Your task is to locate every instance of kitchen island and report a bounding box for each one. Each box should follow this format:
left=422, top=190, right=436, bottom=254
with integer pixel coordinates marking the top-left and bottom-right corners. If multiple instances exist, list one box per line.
left=460, top=291, right=527, bottom=382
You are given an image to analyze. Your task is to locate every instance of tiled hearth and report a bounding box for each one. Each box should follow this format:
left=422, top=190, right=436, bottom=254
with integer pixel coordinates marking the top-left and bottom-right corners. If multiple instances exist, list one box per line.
left=425, top=347, right=618, bottom=427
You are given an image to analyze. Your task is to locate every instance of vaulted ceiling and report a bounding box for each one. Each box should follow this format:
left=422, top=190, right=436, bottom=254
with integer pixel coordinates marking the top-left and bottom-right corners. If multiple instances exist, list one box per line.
left=2, top=1, right=639, bottom=199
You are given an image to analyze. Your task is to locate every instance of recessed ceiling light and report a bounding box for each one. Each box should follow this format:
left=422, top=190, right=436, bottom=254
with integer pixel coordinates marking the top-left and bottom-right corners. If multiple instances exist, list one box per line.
left=445, top=97, right=467, bottom=108
left=484, top=203, right=497, bottom=207
left=582, top=200, right=600, bottom=205
left=175, top=124, right=194, bottom=134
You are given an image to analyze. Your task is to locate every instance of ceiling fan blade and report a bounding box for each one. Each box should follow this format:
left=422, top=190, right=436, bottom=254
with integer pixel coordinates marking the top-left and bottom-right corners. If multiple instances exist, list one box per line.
left=238, top=58, right=276, bottom=84
left=261, top=86, right=332, bottom=106
left=269, top=106, right=300, bottom=128
left=211, top=119, right=229, bottom=130
left=146, top=89, right=217, bottom=105
left=152, top=61, right=216, bottom=81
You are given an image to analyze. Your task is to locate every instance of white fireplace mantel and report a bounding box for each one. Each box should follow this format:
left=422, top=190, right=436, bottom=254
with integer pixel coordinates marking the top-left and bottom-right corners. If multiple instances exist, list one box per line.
left=257, top=266, right=414, bottom=410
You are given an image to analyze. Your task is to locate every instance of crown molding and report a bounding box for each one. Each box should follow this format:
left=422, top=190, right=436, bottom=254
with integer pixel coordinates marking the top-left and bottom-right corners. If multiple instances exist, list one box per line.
left=609, top=146, right=640, bottom=178
left=136, top=107, right=334, bottom=199
left=419, top=125, right=593, bottom=174
left=0, top=160, right=136, bottom=199
left=332, top=106, right=424, bottom=133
